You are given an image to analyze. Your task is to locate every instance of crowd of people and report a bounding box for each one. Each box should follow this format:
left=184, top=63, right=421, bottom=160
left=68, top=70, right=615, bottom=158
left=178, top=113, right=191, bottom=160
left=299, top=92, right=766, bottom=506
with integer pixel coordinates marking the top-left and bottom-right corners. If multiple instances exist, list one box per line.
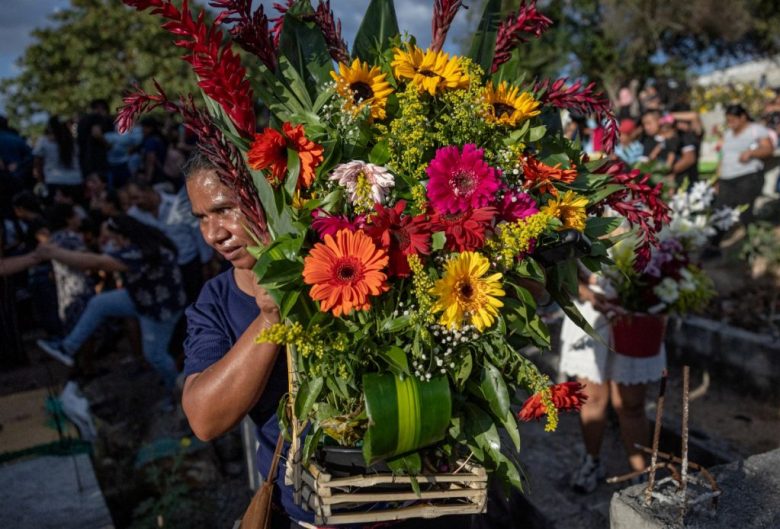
left=0, top=100, right=214, bottom=410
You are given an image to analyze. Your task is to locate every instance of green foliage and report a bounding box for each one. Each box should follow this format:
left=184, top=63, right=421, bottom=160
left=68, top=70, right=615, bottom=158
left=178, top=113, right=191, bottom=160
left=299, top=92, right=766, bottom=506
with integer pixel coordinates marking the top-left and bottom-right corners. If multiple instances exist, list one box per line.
left=352, top=0, right=400, bottom=64
left=1, top=0, right=197, bottom=130
left=741, top=222, right=780, bottom=269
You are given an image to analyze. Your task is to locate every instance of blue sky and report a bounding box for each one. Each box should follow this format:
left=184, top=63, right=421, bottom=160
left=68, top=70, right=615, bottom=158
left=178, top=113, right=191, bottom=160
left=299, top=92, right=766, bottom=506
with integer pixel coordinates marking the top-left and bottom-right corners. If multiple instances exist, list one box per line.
left=0, top=0, right=473, bottom=81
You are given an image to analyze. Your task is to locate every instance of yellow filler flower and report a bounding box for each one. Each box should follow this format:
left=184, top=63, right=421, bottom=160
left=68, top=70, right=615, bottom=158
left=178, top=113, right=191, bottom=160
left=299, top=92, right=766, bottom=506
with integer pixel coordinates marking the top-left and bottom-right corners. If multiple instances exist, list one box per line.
left=484, top=81, right=541, bottom=127
left=391, top=45, right=469, bottom=96
left=331, top=58, right=393, bottom=119
left=431, top=251, right=504, bottom=331
left=542, top=190, right=589, bottom=232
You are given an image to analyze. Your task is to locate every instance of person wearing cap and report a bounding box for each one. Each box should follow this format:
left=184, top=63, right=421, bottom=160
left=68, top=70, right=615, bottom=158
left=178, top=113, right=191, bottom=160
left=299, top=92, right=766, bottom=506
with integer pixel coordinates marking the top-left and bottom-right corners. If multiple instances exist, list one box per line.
left=613, top=119, right=644, bottom=165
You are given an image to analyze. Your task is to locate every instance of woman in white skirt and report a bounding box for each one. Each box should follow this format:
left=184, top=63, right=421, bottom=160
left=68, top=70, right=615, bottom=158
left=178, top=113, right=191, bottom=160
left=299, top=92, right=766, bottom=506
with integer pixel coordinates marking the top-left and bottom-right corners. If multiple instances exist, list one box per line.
left=559, top=271, right=666, bottom=493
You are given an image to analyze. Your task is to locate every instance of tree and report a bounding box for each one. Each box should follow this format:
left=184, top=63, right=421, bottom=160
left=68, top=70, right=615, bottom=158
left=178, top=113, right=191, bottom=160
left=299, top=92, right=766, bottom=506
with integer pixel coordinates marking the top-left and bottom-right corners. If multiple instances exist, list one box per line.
left=463, top=0, right=780, bottom=100
left=0, top=0, right=198, bottom=130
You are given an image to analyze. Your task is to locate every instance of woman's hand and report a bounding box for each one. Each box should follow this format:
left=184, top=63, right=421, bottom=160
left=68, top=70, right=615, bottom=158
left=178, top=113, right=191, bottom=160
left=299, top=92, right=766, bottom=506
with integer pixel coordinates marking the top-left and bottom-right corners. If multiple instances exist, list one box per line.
left=252, top=283, right=280, bottom=326
left=738, top=150, right=753, bottom=164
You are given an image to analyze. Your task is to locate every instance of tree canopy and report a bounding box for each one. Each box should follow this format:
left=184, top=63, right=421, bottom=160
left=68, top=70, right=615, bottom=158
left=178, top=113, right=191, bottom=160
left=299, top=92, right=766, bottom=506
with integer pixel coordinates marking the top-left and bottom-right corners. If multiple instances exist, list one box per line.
left=0, top=0, right=197, bottom=129
left=464, top=0, right=780, bottom=99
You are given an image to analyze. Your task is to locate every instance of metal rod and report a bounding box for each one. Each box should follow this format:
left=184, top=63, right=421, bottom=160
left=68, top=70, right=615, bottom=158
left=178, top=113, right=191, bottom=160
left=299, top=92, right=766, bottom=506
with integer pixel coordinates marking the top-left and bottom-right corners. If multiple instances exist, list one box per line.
left=635, top=446, right=720, bottom=496
left=680, top=365, right=690, bottom=516
left=645, top=369, right=668, bottom=505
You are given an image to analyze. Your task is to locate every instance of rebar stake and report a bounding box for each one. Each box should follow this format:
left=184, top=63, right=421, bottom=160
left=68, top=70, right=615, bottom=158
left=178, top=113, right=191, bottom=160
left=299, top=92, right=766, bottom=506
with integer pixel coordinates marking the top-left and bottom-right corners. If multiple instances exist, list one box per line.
left=645, top=369, right=668, bottom=505
left=680, top=365, right=691, bottom=519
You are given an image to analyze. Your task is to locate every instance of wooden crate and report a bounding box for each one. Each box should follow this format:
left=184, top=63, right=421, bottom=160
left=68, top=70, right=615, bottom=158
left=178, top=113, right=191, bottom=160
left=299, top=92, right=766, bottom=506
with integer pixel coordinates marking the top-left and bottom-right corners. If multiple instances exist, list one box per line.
left=298, top=459, right=488, bottom=525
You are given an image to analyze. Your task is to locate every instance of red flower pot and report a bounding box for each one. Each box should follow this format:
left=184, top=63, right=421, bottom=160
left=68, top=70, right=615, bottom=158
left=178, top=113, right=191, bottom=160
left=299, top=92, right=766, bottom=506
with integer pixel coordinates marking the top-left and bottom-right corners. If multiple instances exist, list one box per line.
left=610, top=313, right=667, bottom=358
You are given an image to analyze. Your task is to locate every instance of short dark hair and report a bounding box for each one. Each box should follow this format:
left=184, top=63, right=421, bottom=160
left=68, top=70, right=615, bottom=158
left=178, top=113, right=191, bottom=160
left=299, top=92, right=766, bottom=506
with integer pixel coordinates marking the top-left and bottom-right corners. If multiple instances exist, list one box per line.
left=12, top=190, right=41, bottom=214
left=725, top=104, right=751, bottom=120
left=47, top=203, right=76, bottom=232
left=641, top=109, right=662, bottom=120
left=182, top=147, right=219, bottom=181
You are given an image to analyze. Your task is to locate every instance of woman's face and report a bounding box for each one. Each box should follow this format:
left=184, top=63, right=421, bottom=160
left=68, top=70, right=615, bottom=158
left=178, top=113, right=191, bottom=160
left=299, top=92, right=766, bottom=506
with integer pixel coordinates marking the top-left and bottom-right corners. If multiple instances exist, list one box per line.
left=187, top=169, right=259, bottom=270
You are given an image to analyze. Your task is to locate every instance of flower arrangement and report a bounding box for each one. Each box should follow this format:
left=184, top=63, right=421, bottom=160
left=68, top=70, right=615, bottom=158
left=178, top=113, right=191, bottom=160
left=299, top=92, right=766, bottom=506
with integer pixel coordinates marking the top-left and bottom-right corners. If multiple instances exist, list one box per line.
left=606, top=179, right=736, bottom=315
left=119, top=0, right=669, bottom=495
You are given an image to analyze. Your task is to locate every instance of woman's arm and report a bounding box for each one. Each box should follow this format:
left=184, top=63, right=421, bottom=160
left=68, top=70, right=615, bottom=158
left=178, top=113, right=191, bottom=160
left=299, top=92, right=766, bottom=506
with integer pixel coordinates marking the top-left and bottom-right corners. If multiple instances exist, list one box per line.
left=0, top=252, right=41, bottom=276
left=740, top=137, right=775, bottom=162
left=37, top=242, right=127, bottom=272
left=182, top=284, right=282, bottom=441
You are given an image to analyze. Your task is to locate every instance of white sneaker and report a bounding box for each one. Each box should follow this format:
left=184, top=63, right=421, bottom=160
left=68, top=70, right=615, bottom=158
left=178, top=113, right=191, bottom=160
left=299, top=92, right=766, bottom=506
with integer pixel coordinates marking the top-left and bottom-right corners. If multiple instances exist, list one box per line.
left=571, top=454, right=605, bottom=494
left=37, top=339, right=75, bottom=367
left=60, top=381, right=97, bottom=440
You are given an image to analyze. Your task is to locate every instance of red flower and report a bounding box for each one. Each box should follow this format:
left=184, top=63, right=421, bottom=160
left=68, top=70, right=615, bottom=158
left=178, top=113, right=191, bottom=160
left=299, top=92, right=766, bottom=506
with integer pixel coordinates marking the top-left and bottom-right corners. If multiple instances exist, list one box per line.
left=364, top=201, right=430, bottom=277
left=518, top=382, right=587, bottom=422
left=492, top=1, right=553, bottom=72
left=247, top=122, right=324, bottom=188
left=311, top=209, right=366, bottom=239
left=428, top=207, right=495, bottom=252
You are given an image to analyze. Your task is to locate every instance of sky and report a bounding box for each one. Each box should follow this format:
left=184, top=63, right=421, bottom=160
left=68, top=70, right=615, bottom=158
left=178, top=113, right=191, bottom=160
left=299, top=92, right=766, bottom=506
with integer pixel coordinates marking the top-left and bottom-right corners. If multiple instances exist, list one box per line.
left=0, top=0, right=474, bottom=81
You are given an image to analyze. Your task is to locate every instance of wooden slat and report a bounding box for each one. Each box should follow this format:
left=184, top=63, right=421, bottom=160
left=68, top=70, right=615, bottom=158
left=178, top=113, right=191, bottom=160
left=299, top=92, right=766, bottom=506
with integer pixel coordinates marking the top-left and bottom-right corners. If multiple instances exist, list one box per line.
left=320, top=487, right=487, bottom=505
left=314, top=499, right=487, bottom=525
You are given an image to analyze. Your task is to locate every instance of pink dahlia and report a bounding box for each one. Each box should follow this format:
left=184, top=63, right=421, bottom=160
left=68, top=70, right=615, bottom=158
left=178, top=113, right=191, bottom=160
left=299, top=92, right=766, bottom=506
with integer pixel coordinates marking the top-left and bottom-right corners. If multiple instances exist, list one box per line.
left=425, top=144, right=500, bottom=214
left=311, top=209, right=366, bottom=239
left=498, top=190, right=539, bottom=222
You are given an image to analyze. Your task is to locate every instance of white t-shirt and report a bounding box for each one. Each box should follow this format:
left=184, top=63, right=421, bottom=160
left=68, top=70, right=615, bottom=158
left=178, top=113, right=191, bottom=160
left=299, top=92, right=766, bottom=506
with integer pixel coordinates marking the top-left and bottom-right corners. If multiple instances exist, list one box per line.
left=32, top=136, right=82, bottom=185
left=720, top=123, right=770, bottom=180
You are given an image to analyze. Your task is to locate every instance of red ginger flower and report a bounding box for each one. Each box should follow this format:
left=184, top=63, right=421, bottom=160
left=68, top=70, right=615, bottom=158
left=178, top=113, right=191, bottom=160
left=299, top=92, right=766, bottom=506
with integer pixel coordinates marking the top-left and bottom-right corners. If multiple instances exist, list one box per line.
left=595, top=163, right=670, bottom=270
left=428, top=207, right=496, bottom=253
left=431, top=0, right=464, bottom=52
left=247, top=123, right=324, bottom=188
left=364, top=201, right=431, bottom=278
left=518, top=382, right=587, bottom=422
left=124, top=0, right=256, bottom=138
left=521, top=155, right=577, bottom=196
left=313, top=0, right=349, bottom=64
left=492, top=1, right=553, bottom=73
left=209, top=0, right=278, bottom=71
left=534, top=77, right=619, bottom=153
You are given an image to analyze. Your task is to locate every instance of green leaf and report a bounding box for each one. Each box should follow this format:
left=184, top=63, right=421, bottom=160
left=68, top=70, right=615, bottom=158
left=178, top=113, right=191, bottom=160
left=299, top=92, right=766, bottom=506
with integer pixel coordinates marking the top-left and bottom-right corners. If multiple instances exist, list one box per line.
left=387, top=453, right=422, bottom=495
left=514, top=258, right=546, bottom=284
left=294, top=377, right=324, bottom=419
left=278, top=6, right=333, bottom=98
left=431, top=231, right=446, bottom=252
left=258, top=259, right=303, bottom=287
left=276, top=394, right=291, bottom=442
left=362, top=374, right=451, bottom=464
left=454, top=352, right=473, bottom=389
left=474, top=361, right=511, bottom=420
left=585, top=216, right=622, bottom=239
left=502, top=410, right=521, bottom=452
left=381, top=315, right=410, bottom=332
left=528, top=125, right=547, bottom=142
left=468, top=0, right=501, bottom=75
left=285, top=147, right=301, bottom=198
left=301, top=425, right=323, bottom=465
left=353, top=0, right=400, bottom=63
left=279, top=289, right=301, bottom=319
left=249, top=63, right=307, bottom=122
left=368, top=140, right=391, bottom=166
left=277, top=55, right=314, bottom=110
left=379, top=346, right=410, bottom=375
left=587, top=183, right=624, bottom=206
left=463, top=403, right=500, bottom=461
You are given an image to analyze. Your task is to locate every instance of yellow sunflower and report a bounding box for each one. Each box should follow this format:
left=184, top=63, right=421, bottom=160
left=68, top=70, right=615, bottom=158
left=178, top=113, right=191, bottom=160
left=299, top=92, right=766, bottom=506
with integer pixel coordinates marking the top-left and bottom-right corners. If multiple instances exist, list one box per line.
left=431, top=252, right=504, bottom=332
left=391, top=45, right=469, bottom=96
left=541, top=191, right=589, bottom=232
left=484, top=81, right=541, bottom=127
left=330, top=59, right=393, bottom=120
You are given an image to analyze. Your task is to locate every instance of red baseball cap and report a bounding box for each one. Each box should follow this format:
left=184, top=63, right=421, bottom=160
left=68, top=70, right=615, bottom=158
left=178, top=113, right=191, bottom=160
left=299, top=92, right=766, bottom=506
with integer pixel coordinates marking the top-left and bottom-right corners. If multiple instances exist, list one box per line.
left=619, top=119, right=637, bottom=134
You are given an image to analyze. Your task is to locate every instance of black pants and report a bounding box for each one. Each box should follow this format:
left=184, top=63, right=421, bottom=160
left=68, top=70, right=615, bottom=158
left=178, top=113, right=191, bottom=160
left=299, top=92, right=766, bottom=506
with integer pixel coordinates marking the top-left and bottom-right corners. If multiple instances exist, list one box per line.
left=717, top=171, right=764, bottom=225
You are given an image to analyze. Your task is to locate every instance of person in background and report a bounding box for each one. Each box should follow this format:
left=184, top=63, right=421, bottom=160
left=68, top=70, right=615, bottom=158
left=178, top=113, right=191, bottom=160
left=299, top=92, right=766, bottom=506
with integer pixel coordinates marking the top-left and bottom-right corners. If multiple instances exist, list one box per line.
left=36, top=215, right=186, bottom=395
left=45, top=203, right=96, bottom=333
left=560, top=267, right=664, bottom=494
left=124, top=179, right=212, bottom=303
left=718, top=104, right=774, bottom=225
left=613, top=119, right=643, bottom=166
left=32, top=116, right=83, bottom=201
left=639, top=110, right=662, bottom=159
left=0, top=114, right=33, bottom=185
left=104, top=124, right=143, bottom=190
left=138, top=117, right=168, bottom=184
left=77, top=99, right=113, bottom=181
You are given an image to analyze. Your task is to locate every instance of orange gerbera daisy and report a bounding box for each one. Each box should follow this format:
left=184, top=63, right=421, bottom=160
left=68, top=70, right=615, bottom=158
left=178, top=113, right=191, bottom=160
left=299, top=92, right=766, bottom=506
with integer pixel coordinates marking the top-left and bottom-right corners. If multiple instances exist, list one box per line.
left=247, top=122, right=324, bottom=188
left=521, top=155, right=577, bottom=196
left=303, top=229, right=389, bottom=317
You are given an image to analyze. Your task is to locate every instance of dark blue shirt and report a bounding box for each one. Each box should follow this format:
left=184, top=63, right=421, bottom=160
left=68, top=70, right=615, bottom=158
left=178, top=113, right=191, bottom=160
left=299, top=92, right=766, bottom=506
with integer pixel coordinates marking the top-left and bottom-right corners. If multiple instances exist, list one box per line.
left=183, top=270, right=310, bottom=523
